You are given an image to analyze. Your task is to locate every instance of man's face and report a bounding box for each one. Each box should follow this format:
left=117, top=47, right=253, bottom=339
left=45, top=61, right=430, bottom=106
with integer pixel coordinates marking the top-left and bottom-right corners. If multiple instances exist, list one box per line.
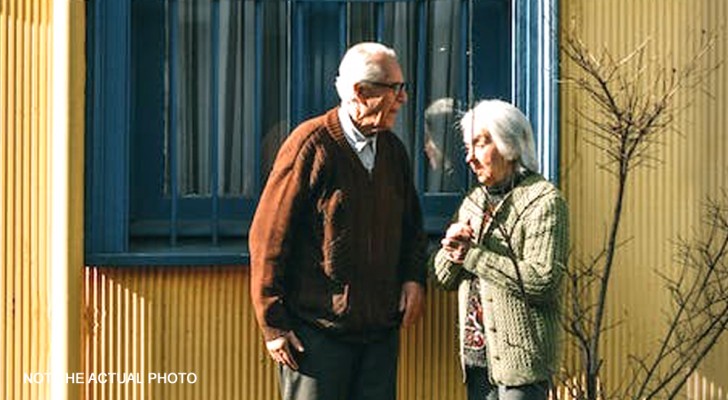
left=352, top=56, right=407, bottom=135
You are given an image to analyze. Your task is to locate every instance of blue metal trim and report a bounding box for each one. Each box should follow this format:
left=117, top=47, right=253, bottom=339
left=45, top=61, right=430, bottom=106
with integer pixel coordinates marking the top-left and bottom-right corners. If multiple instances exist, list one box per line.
left=210, top=1, right=221, bottom=245
left=86, top=0, right=131, bottom=257
left=413, top=0, right=427, bottom=193
left=460, top=0, right=470, bottom=190
left=119, top=2, right=132, bottom=253
left=294, top=0, right=417, bottom=2
left=512, top=0, right=559, bottom=183
left=460, top=0, right=468, bottom=103
left=86, top=0, right=101, bottom=254
left=547, top=0, right=560, bottom=184
left=292, top=2, right=304, bottom=125
left=168, top=0, right=179, bottom=246
left=254, top=0, right=263, bottom=195
left=375, top=2, right=384, bottom=42
left=87, top=252, right=250, bottom=267
left=251, top=0, right=264, bottom=196
left=340, top=1, right=347, bottom=49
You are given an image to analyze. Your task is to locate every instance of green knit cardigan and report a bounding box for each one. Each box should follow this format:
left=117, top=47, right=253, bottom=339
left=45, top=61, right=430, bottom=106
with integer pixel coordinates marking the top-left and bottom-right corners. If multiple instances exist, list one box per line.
left=430, top=173, right=569, bottom=386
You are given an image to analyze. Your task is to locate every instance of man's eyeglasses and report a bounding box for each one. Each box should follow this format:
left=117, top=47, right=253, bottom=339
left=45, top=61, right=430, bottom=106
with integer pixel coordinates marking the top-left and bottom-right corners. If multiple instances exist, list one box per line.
left=361, top=80, right=407, bottom=94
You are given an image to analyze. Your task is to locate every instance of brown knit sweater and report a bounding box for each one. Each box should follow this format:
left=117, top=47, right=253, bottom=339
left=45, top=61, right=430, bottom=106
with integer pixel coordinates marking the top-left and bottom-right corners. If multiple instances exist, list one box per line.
left=249, top=107, right=427, bottom=342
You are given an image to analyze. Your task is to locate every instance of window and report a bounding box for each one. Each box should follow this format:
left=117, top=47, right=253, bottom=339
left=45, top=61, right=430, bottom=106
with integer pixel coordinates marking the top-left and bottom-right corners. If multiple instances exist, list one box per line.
left=85, top=0, right=557, bottom=265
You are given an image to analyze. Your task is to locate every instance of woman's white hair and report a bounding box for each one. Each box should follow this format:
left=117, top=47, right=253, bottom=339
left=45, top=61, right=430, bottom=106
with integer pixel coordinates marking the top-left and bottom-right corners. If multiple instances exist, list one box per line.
left=335, top=42, right=398, bottom=103
left=460, top=99, right=539, bottom=173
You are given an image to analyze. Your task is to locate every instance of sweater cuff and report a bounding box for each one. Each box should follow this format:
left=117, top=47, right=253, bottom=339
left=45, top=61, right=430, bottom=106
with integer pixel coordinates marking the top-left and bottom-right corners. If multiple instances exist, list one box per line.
left=432, top=250, right=465, bottom=289
left=262, top=325, right=291, bottom=342
left=462, top=246, right=488, bottom=275
left=259, top=304, right=294, bottom=341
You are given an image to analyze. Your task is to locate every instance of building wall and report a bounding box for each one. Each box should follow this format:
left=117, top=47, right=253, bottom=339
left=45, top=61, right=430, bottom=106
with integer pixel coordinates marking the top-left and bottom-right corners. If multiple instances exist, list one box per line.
left=81, top=266, right=464, bottom=400
left=560, top=0, right=728, bottom=398
left=80, top=0, right=728, bottom=399
left=1, top=1, right=52, bottom=399
left=2, top=1, right=85, bottom=399
left=5, top=0, right=725, bottom=399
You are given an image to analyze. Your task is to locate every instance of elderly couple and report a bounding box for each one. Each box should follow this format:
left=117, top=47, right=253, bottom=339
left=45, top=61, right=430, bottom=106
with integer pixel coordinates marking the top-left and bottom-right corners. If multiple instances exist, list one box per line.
left=249, top=42, right=569, bottom=400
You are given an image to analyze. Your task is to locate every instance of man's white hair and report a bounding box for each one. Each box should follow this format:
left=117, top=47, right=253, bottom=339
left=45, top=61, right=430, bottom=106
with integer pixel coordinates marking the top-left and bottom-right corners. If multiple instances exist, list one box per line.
left=460, top=99, right=539, bottom=173
left=335, top=42, right=398, bottom=103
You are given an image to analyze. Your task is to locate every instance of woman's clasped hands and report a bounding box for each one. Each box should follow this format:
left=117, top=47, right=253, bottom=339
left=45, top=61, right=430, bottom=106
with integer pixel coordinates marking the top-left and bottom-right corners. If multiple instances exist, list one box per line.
left=440, top=220, right=474, bottom=264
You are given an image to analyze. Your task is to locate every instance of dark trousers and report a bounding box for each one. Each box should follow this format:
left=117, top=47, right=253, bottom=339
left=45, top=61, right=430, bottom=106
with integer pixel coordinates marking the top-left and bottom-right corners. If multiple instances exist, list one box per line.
left=278, top=324, right=399, bottom=400
left=466, top=366, right=550, bottom=400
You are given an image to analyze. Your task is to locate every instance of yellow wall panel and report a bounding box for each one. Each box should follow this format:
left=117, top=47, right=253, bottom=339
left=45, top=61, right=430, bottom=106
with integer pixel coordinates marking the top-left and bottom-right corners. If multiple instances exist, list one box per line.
left=82, top=266, right=286, bottom=400
left=17, top=0, right=720, bottom=399
left=1, top=0, right=52, bottom=399
left=560, top=0, right=728, bottom=397
left=81, top=266, right=465, bottom=400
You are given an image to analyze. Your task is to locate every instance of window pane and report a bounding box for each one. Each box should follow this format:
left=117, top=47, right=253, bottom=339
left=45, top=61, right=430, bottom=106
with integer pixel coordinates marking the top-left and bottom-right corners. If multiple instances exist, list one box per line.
left=129, top=0, right=473, bottom=240
left=161, top=0, right=285, bottom=198
left=157, top=0, right=466, bottom=200
left=217, top=1, right=256, bottom=197
left=347, top=1, right=467, bottom=193
left=424, top=0, right=467, bottom=193
left=376, top=2, right=418, bottom=158
left=260, top=1, right=290, bottom=182
left=170, top=0, right=213, bottom=197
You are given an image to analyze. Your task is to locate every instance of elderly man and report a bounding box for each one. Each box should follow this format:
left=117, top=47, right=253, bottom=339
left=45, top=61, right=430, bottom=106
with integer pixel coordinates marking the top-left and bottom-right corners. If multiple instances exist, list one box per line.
left=249, top=42, right=427, bottom=400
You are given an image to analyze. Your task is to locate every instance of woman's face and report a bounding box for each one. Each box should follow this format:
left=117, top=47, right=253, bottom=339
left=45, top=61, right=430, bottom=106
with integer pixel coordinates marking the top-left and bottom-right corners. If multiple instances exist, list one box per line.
left=463, top=127, right=515, bottom=186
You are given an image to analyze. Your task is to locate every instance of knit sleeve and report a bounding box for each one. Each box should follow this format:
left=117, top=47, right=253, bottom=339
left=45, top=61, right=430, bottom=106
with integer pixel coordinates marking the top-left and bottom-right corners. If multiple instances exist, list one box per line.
left=461, top=194, right=569, bottom=303
left=248, top=131, right=321, bottom=341
left=429, top=248, right=467, bottom=291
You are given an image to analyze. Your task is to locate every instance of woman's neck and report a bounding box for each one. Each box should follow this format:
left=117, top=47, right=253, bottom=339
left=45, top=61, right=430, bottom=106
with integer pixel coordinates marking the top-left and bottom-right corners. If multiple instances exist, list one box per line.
left=486, top=169, right=521, bottom=196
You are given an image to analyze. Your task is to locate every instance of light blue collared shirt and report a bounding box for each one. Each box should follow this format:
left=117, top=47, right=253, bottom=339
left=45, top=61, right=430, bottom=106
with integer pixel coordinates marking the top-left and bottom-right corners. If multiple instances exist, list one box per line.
left=338, top=107, right=377, bottom=173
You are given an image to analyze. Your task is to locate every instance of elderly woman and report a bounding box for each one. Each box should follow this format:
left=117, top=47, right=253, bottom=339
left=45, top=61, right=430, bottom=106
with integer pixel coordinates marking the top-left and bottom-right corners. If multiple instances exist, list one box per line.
left=431, top=100, right=569, bottom=400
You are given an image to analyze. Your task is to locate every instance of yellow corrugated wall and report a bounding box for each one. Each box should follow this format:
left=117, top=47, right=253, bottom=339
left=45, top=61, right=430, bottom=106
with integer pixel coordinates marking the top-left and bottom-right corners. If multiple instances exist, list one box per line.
left=81, top=266, right=464, bottom=400
left=78, top=1, right=728, bottom=400
left=2, top=0, right=84, bottom=399
left=560, top=0, right=728, bottom=398
left=1, top=0, right=51, bottom=399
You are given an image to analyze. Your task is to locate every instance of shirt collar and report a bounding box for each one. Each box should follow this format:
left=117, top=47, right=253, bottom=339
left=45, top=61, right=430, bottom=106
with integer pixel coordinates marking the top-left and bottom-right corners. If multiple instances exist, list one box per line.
left=338, top=107, right=377, bottom=153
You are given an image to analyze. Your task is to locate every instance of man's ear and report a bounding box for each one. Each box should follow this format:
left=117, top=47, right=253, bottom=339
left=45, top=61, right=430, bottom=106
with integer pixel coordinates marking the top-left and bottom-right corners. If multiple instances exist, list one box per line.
left=353, top=82, right=367, bottom=102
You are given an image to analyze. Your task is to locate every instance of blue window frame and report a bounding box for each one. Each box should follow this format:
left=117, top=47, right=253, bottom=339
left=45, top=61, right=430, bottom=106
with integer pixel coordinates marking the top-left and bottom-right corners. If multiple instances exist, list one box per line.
left=85, top=0, right=558, bottom=266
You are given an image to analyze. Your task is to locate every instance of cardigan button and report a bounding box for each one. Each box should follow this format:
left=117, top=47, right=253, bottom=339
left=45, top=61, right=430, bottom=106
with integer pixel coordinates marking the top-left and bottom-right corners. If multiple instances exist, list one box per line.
left=489, top=327, right=497, bottom=332
left=493, top=355, right=501, bottom=361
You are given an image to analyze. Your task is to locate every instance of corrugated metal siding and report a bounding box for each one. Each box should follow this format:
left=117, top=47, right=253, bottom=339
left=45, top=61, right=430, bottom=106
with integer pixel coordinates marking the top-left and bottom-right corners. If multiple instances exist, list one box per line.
left=82, top=266, right=465, bottom=400
left=1, top=1, right=51, bottom=399
left=79, top=1, right=728, bottom=399
left=560, top=0, right=728, bottom=398
left=398, top=285, right=464, bottom=400
left=82, top=266, right=279, bottom=400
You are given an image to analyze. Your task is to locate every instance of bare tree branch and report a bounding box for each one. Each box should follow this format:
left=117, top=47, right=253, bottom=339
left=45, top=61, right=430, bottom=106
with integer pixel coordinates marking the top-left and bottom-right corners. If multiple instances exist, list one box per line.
left=559, top=27, right=722, bottom=400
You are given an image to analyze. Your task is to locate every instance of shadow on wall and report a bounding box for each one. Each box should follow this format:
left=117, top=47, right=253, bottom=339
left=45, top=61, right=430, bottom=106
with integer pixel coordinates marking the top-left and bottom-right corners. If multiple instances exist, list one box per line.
left=81, top=266, right=466, bottom=400
left=82, top=265, right=278, bottom=399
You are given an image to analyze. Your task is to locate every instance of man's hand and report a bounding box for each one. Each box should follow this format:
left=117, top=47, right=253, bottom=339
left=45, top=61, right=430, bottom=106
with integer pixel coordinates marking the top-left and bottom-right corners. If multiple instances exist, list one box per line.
left=399, top=281, right=425, bottom=328
left=266, top=331, right=305, bottom=370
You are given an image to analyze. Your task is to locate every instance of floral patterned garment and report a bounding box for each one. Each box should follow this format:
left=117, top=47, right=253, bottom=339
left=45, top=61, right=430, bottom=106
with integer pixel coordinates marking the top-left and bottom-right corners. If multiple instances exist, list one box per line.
left=463, top=277, right=488, bottom=367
